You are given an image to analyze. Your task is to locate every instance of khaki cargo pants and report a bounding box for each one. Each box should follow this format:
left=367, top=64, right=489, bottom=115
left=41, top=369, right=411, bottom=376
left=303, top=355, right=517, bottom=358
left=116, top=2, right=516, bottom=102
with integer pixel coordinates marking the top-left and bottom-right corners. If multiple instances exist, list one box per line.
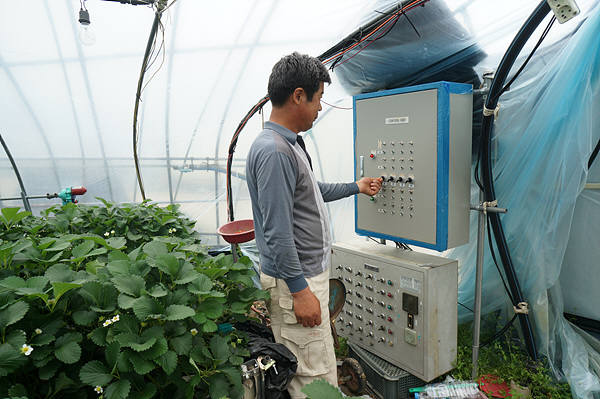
left=260, top=270, right=338, bottom=399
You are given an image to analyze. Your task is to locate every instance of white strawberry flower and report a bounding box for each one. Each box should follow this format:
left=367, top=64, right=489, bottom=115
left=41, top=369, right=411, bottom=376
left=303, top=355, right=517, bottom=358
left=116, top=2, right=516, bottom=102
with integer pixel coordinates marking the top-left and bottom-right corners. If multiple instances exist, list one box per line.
left=21, top=344, right=33, bottom=356
left=94, top=386, right=103, bottom=394
left=104, top=232, right=110, bottom=237
left=103, top=320, right=112, bottom=327
left=190, top=328, right=198, bottom=336
left=112, top=314, right=120, bottom=323
left=110, top=230, right=115, bottom=235
left=35, top=328, right=42, bottom=335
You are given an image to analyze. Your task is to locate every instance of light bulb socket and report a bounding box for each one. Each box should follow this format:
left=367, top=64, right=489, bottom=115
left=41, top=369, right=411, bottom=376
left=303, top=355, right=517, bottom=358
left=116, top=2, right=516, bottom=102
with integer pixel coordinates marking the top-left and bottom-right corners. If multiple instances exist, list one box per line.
left=79, top=9, right=91, bottom=25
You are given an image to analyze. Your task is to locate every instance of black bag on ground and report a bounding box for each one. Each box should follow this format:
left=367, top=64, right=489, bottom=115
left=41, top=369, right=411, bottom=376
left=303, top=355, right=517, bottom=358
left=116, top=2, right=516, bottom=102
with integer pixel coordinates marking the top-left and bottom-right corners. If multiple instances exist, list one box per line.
left=236, top=321, right=297, bottom=399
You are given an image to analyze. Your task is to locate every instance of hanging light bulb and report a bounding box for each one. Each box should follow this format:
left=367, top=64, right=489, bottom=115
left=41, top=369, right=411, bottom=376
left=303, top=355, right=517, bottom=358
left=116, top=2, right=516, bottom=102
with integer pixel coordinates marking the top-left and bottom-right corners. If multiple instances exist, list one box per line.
left=78, top=7, right=96, bottom=46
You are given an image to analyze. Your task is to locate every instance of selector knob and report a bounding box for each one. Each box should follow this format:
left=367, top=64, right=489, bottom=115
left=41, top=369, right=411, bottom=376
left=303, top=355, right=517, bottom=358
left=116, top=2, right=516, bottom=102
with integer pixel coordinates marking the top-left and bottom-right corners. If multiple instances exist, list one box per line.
left=355, top=293, right=362, bottom=299
left=387, top=175, right=395, bottom=182
left=356, top=315, right=363, bottom=321
left=366, top=297, right=373, bottom=302
left=346, top=321, right=353, bottom=327
left=355, top=282, right=362, bottom=287
left=356, top=304, right=363, bottom=309
left=378, top=326, right=385, bottom=331
left=397, top=175, right=405, bottom=183
left=345, top=266, right=352, bottom=272
left=406, top=176, right=414, bottom=183
left=345, top=277, right=352, bottom=283
left=346, top=310, right=353, bottom=316
left=355, top=271, right=362, bottom=276
left=366, top=285, right=373, bottom=291
left=336, top=265, right=343, bottom=270
left=379, top=278, right=386, bottom=283
left=368, top=332, right=374, bottom=337
left=368, top=320, right=374, bottom=326
left=379, top=337, right=386, bottom=343
left=347, top=290, right=353, bottom=296
left=367, top=274, right=374, bottom=280
left=379, top=290, right=386, bottom=295
left=346, top=300, right=353, bottom=305
left=367, top=308, right=373, bottom=314
left=378, top=301, right=385, bottom=307
left=358, top=327, right=363, bottom=332
left=379, top=314, right=386, bottom=319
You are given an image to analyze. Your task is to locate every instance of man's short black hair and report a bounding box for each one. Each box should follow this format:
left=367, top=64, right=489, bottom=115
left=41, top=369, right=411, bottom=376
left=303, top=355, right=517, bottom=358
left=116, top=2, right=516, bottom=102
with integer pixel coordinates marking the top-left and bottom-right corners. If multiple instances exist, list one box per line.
left=268, top=52, right=331, bottom=107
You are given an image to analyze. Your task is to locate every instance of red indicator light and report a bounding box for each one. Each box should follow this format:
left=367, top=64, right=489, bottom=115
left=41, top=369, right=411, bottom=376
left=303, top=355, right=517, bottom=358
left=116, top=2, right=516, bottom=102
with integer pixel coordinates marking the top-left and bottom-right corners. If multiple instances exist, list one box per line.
left=387, top=316, right=393, bottom=322
left=387, top=293, right=393, bottom=298
left=370, top=154, right=375, bottom=158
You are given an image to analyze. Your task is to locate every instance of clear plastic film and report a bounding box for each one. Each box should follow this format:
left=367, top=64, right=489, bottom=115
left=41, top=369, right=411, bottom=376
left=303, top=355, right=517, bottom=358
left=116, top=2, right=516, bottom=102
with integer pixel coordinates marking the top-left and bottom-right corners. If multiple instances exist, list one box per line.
left=448, top=4, right=600, bottom=398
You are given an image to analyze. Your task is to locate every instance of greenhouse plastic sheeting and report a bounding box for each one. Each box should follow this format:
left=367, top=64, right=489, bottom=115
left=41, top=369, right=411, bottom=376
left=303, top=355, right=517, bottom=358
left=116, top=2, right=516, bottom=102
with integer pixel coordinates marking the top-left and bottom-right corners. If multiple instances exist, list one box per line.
left=449, top=5, right=600, bottom=398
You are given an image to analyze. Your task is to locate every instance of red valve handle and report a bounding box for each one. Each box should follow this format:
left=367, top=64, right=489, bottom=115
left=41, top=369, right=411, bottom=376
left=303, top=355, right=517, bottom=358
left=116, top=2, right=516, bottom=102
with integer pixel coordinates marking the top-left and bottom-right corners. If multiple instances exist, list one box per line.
left=71, top=187, right=87, bottom=195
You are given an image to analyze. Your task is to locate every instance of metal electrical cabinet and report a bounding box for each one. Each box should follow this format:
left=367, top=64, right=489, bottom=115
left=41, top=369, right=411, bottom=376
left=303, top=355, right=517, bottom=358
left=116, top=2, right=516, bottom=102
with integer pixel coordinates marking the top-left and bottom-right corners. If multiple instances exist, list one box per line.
left=331, top=241, right=457, bottom=382
left=353, top=82, right=472, bottom=251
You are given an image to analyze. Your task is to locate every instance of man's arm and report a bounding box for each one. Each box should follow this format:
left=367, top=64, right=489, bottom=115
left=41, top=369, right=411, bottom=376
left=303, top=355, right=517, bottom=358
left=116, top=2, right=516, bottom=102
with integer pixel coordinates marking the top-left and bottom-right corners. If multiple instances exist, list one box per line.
left=318, top=177, right=382, bottom=202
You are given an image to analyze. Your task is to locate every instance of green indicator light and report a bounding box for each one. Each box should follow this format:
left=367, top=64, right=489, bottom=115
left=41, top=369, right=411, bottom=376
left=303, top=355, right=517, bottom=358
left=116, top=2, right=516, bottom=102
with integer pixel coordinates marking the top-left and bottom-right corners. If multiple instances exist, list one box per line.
left=387, top=305, right=392, bottom=310
left=370, top=197, right=375, bottom=202
left=387, top=280, right=393, bottom=285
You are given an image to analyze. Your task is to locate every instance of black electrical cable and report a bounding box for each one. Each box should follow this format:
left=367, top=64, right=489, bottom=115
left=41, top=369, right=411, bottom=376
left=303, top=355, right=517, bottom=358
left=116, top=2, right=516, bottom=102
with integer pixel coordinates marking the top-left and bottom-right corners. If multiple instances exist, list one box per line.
left=481, top=314, right=518, bottom=348
left=132, top=8, right=162, bottom=201
left=479, top=0, right=553, bottom=361
left=490, top=15, right=556, bottom=104
left=459, top=302, right=474, bottom=313
left=589, top=138, right=600, bottom=169
left=487, top=217, right=515, bottom=304
left=0, top=133, right=32, bottom=212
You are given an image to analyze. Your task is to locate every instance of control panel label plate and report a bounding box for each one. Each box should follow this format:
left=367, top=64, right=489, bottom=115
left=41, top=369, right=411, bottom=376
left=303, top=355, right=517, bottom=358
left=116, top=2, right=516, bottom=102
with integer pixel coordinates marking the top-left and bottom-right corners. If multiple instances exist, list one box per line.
left=385, top=116, right=409, bottom=124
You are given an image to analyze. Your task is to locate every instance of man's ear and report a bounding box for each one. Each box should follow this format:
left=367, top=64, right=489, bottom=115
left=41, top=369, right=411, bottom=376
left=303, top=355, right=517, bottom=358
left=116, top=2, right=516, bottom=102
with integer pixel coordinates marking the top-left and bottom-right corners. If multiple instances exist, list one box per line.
left=291, top=88, right=305, bottom=105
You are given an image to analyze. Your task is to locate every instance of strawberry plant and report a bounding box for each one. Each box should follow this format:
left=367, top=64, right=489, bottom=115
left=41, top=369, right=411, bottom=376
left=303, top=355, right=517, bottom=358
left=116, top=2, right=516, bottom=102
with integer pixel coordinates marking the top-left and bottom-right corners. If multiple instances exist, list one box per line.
left=0, top=201, right=267, bottom=399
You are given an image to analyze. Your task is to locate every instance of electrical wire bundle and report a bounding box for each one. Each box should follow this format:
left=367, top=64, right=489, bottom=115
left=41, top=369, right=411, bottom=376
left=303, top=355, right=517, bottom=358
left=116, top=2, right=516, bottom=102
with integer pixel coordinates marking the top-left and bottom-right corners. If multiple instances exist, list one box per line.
left=132, top=0, right=177, bottom=201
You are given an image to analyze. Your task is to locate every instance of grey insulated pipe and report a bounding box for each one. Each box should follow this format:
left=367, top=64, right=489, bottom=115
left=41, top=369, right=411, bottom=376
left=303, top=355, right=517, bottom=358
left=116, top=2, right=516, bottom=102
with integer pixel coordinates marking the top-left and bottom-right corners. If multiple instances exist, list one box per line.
left=0, top=132, right=32, bottom=212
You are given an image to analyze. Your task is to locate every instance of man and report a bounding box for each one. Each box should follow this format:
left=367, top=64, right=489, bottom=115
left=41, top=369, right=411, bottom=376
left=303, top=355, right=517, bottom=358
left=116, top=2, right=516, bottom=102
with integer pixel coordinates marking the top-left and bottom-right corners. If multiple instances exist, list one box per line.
left=246, top=52, right=382, bottom=398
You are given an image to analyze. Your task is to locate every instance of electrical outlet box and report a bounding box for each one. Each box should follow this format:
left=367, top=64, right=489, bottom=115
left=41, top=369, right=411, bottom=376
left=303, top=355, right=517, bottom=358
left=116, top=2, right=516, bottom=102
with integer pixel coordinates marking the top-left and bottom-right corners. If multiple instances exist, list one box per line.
left=547, top=0, right=580, bottom=23
left=353, top=82, right=472, bottom=251
left=331, top=240, right=458, bottom=381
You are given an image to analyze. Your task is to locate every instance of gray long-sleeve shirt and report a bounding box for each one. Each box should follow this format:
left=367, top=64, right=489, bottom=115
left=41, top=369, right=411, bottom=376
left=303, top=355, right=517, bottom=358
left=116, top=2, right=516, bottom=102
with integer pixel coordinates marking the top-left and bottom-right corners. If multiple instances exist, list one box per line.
left=246, top=121, right=359, bottom=293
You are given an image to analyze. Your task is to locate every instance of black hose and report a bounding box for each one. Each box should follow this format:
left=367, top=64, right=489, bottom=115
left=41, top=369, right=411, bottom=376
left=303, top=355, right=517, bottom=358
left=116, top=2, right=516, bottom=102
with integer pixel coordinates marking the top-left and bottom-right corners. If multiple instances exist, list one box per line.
left=0, top=132, right=32, bottom=212
left=589, top=138, right=600, bottom=169
left=132, top=10, right=161, bottom=201
left=479, top=1, right=552, bottom=361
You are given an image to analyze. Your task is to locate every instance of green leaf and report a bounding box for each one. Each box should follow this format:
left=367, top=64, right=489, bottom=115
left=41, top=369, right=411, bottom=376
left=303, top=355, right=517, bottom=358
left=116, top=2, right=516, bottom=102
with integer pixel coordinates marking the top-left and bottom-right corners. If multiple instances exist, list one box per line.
left=146, top=284, right=168, bottom=298
left=230, top=301, right=249, bottom=314
left=192, top=312, right=207, bottom=324
left=39, top=360, right=60, bottom=380
left=143, top=241, right=168, bottom=257
left=130, top=384, right=157, bottom=399
left=140, top=337, right=168, bottom=360
left=174, top=262, right=200, bottom=285
left=52, top=281, right=81, bottom=303
left=128, top=352, right=155, bottom=374
left=45, top=263, right=77, bottom=282
left=132, top=296, right=164, bottom=321
left=111, top=275, right=145, bottom=297
left=80, top=360, right=114, bottom=386
left=105, top=341, right=120, bottom=367
left=229, top=355, right=244, bottom=365
left=209, top=335, right=231, bottom=365
left=301, top=379, right=346, bottom=399
left=105, top=379, right=131, bottom=399
left=45, top=240, right=71, bottom=252
left=116, top=333, right=156, bottom=352
left=202, top=320, right=218, bottom=333
left=165, top=304, right=195, bottom=321
left=155, top=350, right=177, bottom=375
left=0, top=276, right=26, bottom=290
left=197, top=298, right=224, bottom=319
left=117, top=293, right=137, bottom=310
left=188, top=274, right=214, bottom=294
left=0, top=343, right=26, bottom=375
left=106, top=237, right=127, bottom=250
left=7, top=383, right=28, bottom=398
left=152, top=254, right=180, bottom=277
left=54, top=334, right=82, bottom=364
left=54, top=371, right=76, bottom=394
left=208, top=373, right=230, bottom=399
left=80, top=281, right=118, bottom=313
left=89, top=327, right=108, bottom=346
left=73, top=310, right=97, bottom=326
left=170, top=334, right=192, bottom=355
left=6, top=330, right=26, bottom=349
left=31, top=333, right=55, bottom=346
left=107, top=260, right=130, bottom=276
left=54, top=341, right=81, bottom=364
left=72, top=240, right=95, bottom=259
left=0, top=301, right=29, bottom=328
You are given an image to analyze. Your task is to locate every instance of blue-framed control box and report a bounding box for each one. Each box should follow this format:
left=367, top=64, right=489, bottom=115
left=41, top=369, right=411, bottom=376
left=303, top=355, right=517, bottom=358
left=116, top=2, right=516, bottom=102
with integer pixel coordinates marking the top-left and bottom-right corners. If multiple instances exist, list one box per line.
left=353, top=81, right=472, bottom=251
